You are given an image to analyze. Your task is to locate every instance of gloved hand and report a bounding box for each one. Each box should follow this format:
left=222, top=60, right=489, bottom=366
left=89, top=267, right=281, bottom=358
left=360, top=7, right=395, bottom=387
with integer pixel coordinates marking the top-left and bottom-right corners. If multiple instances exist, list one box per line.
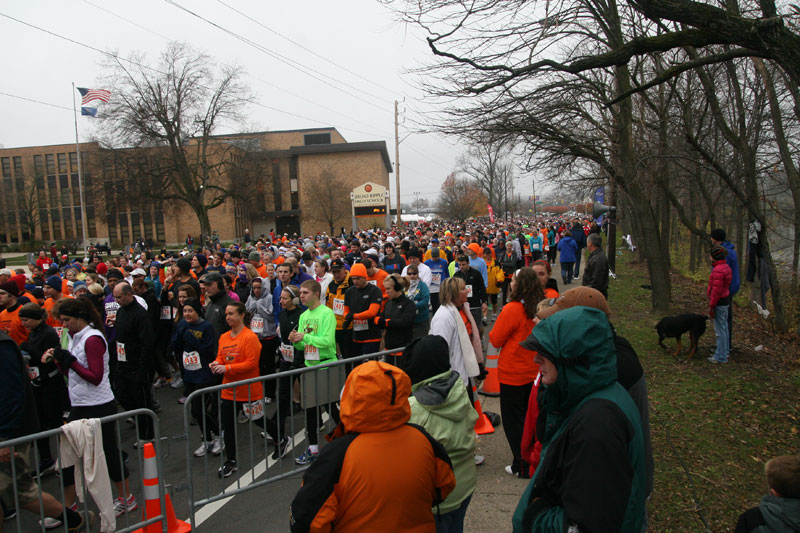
left=477, top=362, right=488, bottom=381
left=52, top=348, right=77, bottom=369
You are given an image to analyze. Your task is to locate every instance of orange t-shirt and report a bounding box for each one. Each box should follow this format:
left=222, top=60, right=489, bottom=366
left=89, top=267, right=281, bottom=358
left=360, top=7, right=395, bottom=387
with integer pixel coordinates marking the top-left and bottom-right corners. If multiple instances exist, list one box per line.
left=215, top=327, right=263, bottom=401
left=367, top=269, right=389, bottom=301
left=0, top=306, right=29, bottom=345
left=488, top=301, right=538, bottom=386
left=43, top=296, right=72, bottom=329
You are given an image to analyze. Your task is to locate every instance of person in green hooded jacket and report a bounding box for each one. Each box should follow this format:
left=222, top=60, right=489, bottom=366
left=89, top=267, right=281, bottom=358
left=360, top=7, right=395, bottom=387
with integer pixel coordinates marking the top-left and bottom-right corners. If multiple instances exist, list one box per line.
left=401, top=335, right=477, bottom=533
left=513, top=306, right=646, bottom=533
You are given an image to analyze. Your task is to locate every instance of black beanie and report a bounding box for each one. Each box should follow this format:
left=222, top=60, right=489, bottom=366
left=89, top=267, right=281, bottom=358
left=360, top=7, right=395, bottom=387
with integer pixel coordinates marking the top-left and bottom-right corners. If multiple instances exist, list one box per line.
left=400, top=335, right=451, bottom=385
left=177, top=257, right=191, bottom=272
left=183, top=298, right=204, bottom=319
left=45, top=275, right=63, bottom=292
left=710, top=228, right=726, bottom=242
left=19, top=303, right=46, bottom=320
left=106, top=269, right=124, bottom=281
left=195, top=254, right=208, bottom=268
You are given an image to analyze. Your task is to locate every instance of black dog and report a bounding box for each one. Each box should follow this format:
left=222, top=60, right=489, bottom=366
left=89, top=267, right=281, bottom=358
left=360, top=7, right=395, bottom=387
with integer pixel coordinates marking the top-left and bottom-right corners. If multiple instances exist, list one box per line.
left=656, top=314, right=708, bottom=358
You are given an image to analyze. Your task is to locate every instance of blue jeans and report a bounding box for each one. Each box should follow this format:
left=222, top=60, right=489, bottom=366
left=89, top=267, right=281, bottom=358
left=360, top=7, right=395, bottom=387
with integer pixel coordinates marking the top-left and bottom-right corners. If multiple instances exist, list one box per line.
left=436, top=494, right=472, bottom=533
left=713, top=305, right=730, bottom=362
left=573, top=249, right=583, bottom=277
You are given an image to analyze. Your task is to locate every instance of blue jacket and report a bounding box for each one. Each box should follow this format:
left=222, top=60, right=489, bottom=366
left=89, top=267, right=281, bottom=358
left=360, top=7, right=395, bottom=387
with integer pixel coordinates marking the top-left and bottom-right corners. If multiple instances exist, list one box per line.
left=571, top=223, right=587, bottom=249
left=408, top=281, right=430, bottom=325
left=528, top=234, right=543, bottom=252
left=721, top=241, right=740, bottom=295
left=558, top=237, right=578, bottom=263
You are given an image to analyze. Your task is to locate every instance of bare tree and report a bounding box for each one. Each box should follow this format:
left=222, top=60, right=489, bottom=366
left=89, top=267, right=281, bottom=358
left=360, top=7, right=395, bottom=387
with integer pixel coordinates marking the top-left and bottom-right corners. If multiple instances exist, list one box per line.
left=458, top=139, right=516, bottom=218
left=96, top=41, right=252, bottom=240
left=305, top=170, right=353, bottom=235
left=17, top=181, right=40, bottom=241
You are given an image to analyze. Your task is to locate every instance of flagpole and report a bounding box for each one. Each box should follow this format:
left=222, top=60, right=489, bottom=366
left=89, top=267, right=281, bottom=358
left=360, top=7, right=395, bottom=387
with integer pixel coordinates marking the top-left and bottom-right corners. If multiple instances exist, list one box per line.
left=72, top=82, right=89, bottom=259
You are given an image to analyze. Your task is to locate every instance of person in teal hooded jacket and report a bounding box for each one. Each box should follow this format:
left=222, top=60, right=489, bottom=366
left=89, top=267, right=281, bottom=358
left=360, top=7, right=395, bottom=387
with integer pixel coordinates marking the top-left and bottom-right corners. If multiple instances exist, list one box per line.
left=401, top=335, right=478, bottom=533
left=513, top=306, right=646, bottom=533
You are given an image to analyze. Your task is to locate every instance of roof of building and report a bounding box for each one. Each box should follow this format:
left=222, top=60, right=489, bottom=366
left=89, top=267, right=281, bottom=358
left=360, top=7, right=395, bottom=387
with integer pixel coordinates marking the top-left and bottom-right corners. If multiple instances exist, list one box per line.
left=289, top=141, right=393, bottom=173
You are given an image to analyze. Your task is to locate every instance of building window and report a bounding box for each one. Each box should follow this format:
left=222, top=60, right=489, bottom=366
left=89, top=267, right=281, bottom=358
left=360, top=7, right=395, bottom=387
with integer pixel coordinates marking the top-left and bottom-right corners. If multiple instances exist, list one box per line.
left=1, top=158, right=10, bottom=177
left=155, top=212, right=166, bottom=243
left=143, top=211, right=153, bottom=242
left=39, top=209, right=50, bottom=241
left=106, top=213, right=117, bottom=241
left=87, top=206, right=97, bottom=238
left=119, top=213, right=130, bottom=244
left=69, top=152, right=78, bottom=172
left=271, top=160, right=282, bottom=211
left=13, top=156, right=23, bottom=176
left=130, top=212, right=140, bottom=237
left=60, top=175, right=69, bottom=189
left=57, top=153, right=67, bottom=174
left=46, top=154, right=55, bottom=175
left=303, top=133, right=331, bottom=145
left=34, top=155, right=44, bottom=176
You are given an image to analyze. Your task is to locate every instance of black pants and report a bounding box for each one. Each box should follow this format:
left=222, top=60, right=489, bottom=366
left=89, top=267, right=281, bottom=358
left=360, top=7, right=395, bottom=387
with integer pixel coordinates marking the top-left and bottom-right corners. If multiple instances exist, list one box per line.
left=501, top=279, right=512, bottom=305
left=258, top=336, right=279, bottom=399
left=263, top=360, right=294, bottom=441
left=33, top=376, right=68, bottom=462
left=430, top=292, right=441, bottom=315
left=304, top=402, right=340, bottom=446
left=500, top=382, right=533, bottom=476
left=185, top=382, right=219, bottom=442
left=220, top=399, right=265, bottom=462
left=560, top=262, right=574, bottom=285
left=352, top=340, right=381, bottom=357
left=62, top=400, right=129, bottom=486
left=154, top=320, right=175, bottom=378
left=114, top=374, right=154, bottom=440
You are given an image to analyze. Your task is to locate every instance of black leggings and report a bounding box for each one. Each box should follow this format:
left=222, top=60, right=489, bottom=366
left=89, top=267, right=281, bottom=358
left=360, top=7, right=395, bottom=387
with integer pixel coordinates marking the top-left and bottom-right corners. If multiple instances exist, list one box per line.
left=220, top=399, right=264, bottom=462
left=185, top=382, right=219, bottom=442
left=258, top=336, right=279, bottom=399
left=62, top=400, right=129, bottom=486
left=263, top=360, right=295, bottom=441
left=500, top=382, right=533, bottom=476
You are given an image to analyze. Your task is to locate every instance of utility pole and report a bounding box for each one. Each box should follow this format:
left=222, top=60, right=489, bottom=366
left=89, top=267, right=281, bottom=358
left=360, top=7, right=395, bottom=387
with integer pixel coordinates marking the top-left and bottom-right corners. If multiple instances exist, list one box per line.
left=414, top=191, right=421, bottom=215
left=532, top=176, right=536, bottom=218
left=394, top=100, right=401, bottom=224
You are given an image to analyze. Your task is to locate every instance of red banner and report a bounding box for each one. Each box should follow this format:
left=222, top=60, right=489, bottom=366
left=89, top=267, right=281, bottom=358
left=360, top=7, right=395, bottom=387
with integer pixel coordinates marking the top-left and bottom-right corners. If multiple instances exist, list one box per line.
left=487, top=204, right=495, bottom=223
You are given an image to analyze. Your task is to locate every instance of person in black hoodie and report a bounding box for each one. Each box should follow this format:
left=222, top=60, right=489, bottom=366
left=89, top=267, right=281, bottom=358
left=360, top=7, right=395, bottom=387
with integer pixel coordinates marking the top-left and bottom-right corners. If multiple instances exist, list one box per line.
left=112, top=282, right=155, bottom=445
left=203, top=272, right=233, bottom=338
left=375, top=273, right=416, bottom=366
left=18, top=303, right=65, bottom=473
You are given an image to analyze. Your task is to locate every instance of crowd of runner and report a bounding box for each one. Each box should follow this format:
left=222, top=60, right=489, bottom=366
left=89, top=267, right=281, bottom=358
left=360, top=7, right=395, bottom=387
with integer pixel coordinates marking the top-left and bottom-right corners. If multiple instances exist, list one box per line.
left=1, top=215, right=796, bottom=532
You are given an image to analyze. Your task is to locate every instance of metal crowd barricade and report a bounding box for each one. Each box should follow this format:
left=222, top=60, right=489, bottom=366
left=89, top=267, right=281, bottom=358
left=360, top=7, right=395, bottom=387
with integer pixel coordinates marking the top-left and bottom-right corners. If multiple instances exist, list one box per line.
left=0, top=408, right=166, bottom=533
left=180, top=347, right=405, bottom=530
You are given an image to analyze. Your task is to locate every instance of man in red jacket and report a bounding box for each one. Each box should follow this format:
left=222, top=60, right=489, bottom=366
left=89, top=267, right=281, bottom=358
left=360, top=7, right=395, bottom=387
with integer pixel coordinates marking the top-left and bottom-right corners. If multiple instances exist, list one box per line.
left=707, top=245, right=732, bottom=364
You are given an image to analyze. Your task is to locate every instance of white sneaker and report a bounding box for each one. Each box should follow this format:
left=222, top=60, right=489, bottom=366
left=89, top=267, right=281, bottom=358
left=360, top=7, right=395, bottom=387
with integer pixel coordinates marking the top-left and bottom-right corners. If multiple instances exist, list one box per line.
left=210, top=436, right=224, bottom=456
left=504, top=465, right=516, bottom=476
left=194, top=441, right=212, bottom=457
left=170, top=377, right=184, bottom=389
left=474, top=455, right=485, bottom=466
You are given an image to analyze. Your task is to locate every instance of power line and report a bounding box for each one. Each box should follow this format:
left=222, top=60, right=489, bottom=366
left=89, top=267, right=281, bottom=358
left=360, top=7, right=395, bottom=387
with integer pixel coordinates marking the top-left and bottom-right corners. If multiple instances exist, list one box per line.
left=216, top=0, right=398, bottom=97
left=0, top=91, right=72, bottom=112
left=163, top=0, right=392, bottom=111
left=80, top=0, right=170, bottom=41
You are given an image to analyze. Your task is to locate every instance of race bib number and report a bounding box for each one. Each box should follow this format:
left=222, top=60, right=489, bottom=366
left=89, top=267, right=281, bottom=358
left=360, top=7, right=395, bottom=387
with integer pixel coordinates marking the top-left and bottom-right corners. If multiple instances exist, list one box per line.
left=116, top=342, right=127, bottom=362
left=544, top=245, right=550, bottom=252
left=431, top=273, right=441, bottom=285
left=242, top=400, right=264, bottom=421
left=280, top=343, right=294, bottom=362
left=532, top=243, right=541, bottom=251
left=304, top=343, right=320, bottom=361
left=106, top=309, right=117, bottom=322
left=160, top=306, right=173, bottom=320
left=524, top=245, right=531, bottom=254
left=466, top=285, right=473, bottom=298
left=353, top=319, right=368, bottom=331
left=28, top=366, right=40, bottom=381
left=182, top=351, right=201, bottom=371
left=332, top=298, right=345, bottom=315
left=250, top=316, right=264, bottom=334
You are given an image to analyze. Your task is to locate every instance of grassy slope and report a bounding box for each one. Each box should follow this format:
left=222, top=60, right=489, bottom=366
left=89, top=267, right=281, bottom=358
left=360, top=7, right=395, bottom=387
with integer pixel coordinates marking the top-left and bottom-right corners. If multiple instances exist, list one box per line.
left=611, top=250, right=799, bottom=532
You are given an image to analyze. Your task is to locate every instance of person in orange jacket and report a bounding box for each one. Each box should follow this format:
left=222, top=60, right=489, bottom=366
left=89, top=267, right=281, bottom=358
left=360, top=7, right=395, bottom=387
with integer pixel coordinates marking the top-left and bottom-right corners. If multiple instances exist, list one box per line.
left=289, top=361, right=456, bottom=533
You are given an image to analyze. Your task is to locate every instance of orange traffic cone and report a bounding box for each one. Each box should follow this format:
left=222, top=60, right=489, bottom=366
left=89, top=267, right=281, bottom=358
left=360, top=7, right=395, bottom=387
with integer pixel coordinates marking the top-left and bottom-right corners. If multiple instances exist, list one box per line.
left=478, top=350, right=500, bottom=397
left=134, top=442, right=191, bottom=533
left=472, top=382, right=494, bottom=435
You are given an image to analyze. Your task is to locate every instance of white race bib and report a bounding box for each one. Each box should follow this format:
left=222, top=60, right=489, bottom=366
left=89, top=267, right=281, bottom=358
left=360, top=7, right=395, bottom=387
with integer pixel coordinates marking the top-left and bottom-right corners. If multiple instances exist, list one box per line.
left=368, top=279, right=377, bottom=286
left=532, top=243, right=541, bottom=251
left=431, top=273, right=441, bottom=285
left=250, top=316, right=264, bottom=334
left=332, top=298, right=345, bottom=316
left=242, top=400, right=264, bottom=421
left=544, top=245, right=550, bottom=251
left=106, top=309, right=117, bottom=322
left=28, top=366, right=40, bottom=381
left=182, top=351, right=201, bottom=371
left=116, top=342, right=127, bottom=362
left=466, top=285, right=473, bottom=298
left=353, top=319, right=368, bottom=331
left=304, top=343, right=320, bottom=361
left=280, top=343, right=294, bottom=362
left=160, top=306, right=173, bottom=320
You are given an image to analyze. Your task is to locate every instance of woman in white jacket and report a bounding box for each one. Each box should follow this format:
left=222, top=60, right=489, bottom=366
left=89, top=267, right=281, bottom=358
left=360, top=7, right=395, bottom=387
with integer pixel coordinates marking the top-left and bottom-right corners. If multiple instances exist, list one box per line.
left=429, top=277, right=483, bottom=392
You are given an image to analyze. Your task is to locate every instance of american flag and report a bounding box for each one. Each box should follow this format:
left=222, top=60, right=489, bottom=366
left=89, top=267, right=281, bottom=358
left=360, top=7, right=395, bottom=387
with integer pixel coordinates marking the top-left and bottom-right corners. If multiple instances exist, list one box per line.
left=76, top=87, right=111, bottom=105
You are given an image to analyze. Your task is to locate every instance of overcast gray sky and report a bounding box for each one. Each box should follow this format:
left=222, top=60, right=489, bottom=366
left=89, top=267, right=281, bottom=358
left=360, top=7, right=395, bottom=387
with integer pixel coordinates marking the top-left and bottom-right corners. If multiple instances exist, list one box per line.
left=0, top=0, right=512, bottom=206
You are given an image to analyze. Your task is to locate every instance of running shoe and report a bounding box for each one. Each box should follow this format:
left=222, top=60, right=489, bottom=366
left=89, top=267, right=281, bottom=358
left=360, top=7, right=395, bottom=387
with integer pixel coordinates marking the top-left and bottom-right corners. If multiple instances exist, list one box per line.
left=237, top=411, right=248, bottom=424
left=210, top=437, right=224, bottom=456
left=177, top=396, right=187, bottom=404
left=218, top=460, right=237, bottom=478
left=272, top=436, right=292, bottom=460
left=67, top=510, right=95, bottom=532
left=193, top=441, right=212, bottom=457
left=170, top=377, right=184, bottom=389
left=295, top=448, right=319, bottom=465
left=474, top=455, right=485, bottom=466
left=153, top=376, right=170, bottom=389
left=37, top=458, right=57, bottom=476
left=113, top=494, right=137, bottom=518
